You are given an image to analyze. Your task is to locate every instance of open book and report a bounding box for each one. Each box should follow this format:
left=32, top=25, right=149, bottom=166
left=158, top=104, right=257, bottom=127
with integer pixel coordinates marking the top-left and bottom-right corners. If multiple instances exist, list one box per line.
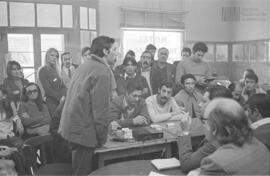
left=151, top=158, right=181, bottom=170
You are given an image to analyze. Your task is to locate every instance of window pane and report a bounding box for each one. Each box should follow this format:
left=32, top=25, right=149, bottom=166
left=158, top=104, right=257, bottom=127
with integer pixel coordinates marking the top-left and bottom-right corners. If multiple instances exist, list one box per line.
left=9, top=2, right=35, bottom=27
left=154, top=31, right=182, bottom=64
left=89, top=8, right=96, bottom=30
left=41, top=34, right=64, bottom=65
left=0, top=1, right=8, bottom=26
left=37, top=4, right=60, bottom=27
left=243, top=44, right=249, bottom=62
left=204, top=44, right=214, bottom=62
left=249, top=44, right=256, bottom=62
left=8, top=34, right=34, bottom=67
left=258, top=42, right=267, bottom=62
left=62, top=5, right=73, bottom=28
left=80, top=7, right=88, bottom=29
left=80, top=30, right=90, bottom=49
left=23, top=68, right=35, bottom=82
left=216, top=44, right=228, bottom=61
left=90, top=31, right=97, bottom=44
left=233, top=44, right=244, bottom=61
left=123, top=30, right=153, bottom=61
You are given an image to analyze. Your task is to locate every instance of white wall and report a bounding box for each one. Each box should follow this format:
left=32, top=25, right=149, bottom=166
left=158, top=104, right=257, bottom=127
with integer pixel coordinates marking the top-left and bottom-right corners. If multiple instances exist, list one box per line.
left=185, top=0, right=232, bottom=42
left=99, top=0, right=270, bottom=43
left=231, top=0, right=270, bottom=41
left=99, top=0, right=122, bottom=38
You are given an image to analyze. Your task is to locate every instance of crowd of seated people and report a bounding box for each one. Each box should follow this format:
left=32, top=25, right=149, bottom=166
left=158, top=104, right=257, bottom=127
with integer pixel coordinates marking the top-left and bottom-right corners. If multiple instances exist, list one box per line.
left=0, top=40, right=270, bottom=175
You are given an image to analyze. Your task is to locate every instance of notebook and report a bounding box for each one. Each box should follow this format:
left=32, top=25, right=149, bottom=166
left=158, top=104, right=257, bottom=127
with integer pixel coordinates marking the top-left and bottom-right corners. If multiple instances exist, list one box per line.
left=151, top=158, right=181, bottom=170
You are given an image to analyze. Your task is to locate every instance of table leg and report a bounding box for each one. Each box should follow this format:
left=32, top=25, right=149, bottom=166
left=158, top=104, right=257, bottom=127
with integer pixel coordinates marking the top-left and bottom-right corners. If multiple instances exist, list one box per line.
left=98, top=155, right=105, bottom=168
left=165, top=143, right=172, bottom=158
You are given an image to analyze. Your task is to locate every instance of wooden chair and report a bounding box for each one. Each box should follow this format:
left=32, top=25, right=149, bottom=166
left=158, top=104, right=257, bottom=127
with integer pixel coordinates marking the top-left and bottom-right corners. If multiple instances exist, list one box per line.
left=22, top=134, right=72, bottom=175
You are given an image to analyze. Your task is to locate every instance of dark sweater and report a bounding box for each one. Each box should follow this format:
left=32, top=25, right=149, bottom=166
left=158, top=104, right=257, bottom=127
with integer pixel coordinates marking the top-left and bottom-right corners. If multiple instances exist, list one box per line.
left=18, top=101, right=50, bottom=128
left=38, top=66, right=66, bottom=103
left=110, top=95, right=150, bottom=127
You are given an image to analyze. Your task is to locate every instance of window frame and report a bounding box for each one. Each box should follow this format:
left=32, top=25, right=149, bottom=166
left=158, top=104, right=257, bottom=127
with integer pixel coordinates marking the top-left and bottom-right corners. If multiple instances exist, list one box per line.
left=121, top=28, right=184, bottom=64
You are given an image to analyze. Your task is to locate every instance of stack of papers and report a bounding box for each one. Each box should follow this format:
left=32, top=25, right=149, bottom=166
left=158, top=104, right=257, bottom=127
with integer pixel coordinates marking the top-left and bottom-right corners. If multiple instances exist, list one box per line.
left=151, top=158, right=181, bottom=170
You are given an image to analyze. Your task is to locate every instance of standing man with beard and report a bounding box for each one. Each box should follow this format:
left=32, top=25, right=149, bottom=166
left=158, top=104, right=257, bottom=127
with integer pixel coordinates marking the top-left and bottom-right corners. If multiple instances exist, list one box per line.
left=59, top=36, right=117, bottom=175
left=175, top=42, right=212, bottom=86
left=145, top=82, right=185, bottom=123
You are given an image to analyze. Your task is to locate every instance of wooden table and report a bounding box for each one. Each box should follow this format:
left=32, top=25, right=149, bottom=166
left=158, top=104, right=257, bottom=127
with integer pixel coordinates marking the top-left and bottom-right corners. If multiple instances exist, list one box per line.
left=90, top=160, right=185, bottom=175
left=94, top=119, right=206, bottom=168
left=94, top=130, right=176, bottom=168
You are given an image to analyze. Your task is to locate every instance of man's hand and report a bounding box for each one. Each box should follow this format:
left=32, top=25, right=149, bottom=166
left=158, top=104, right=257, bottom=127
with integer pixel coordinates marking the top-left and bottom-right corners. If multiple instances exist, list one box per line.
left=110, top=121, right=121, bottom=131
left=21, top=112, right=30, bottom=118
left=171, top=108, right=185, bottom=117
left=133, top=115, right=148, bottom=125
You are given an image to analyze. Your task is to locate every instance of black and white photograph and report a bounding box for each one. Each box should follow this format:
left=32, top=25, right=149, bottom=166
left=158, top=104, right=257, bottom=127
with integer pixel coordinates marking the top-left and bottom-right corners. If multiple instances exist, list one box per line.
left=0, top=0, right=270, bottom=175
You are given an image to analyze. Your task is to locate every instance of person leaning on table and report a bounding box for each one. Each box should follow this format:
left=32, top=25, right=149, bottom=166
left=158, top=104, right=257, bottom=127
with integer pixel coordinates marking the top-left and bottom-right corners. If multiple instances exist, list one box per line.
left=177, top=85, right=232, bottom=173
left=145, top=81, right=185, bottom=123
left=110, top=81, right=150, bottom=129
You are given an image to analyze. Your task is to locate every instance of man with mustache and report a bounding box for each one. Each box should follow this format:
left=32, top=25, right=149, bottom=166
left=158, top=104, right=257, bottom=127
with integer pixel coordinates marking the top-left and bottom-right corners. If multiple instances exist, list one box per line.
left=145, top=82, right=185, bottom=123
left=151, top=47, right=176, bottom=95
left=138, top=51, right=153, bottom=95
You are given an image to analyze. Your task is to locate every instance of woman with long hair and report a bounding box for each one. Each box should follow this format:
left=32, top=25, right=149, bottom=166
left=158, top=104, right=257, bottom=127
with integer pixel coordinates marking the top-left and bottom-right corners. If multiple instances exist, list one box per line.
left=3, top=61, right=29, bottom=116
left=38, top=48, right=66, bottom=116
left=19, top=83, right=50, bottom=136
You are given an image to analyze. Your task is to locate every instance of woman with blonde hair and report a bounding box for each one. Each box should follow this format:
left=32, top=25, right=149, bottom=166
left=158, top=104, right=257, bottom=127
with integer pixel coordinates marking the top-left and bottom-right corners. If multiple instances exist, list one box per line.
left=38, top=48, right=66, bottom=116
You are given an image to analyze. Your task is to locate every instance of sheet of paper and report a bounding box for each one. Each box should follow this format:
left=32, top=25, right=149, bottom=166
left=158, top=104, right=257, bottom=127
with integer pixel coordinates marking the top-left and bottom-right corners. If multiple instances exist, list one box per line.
left=151, top=157, right=181, bottom=170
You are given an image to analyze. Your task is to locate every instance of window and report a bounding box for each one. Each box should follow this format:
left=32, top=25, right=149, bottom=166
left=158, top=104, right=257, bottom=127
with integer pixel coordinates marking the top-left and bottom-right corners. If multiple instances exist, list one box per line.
left=204, top=44, right=214, bottom=62
left=80, top=7, right=88, bottom=29
left=249, top=43, right=257, bottom=62
left=62, top=5, right=73, bottom=28
left=0, top=1, right=8, bottom=26
left=37, top=4, right=60, bottom=27
left=89, top=8, right=96, bottom=30
left=80, top=30, right=90, bottom=49
left=257, top=42, right=267, bottom=62
left=9, top=2, right=35, bottom=27
left=216, top=44, right=228, bottom=61
left=40, top=34, right=65, bottom=66
left=123, top=29, right=183, bottom=64
left=7, top=34, right=35, bottom=82
left=233, top=44, right=244, bottom=61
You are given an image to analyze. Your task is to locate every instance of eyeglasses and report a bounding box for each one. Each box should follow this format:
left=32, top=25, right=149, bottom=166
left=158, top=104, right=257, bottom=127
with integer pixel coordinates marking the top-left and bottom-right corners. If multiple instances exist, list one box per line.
left=27, top=89, right=38, bottom=95
left=11, top=67, right=21, bottom=71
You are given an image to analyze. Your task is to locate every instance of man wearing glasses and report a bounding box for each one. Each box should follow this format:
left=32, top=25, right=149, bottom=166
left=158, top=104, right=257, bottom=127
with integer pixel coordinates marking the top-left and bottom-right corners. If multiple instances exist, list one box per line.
left=177, top=85, right=232, bottom=173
